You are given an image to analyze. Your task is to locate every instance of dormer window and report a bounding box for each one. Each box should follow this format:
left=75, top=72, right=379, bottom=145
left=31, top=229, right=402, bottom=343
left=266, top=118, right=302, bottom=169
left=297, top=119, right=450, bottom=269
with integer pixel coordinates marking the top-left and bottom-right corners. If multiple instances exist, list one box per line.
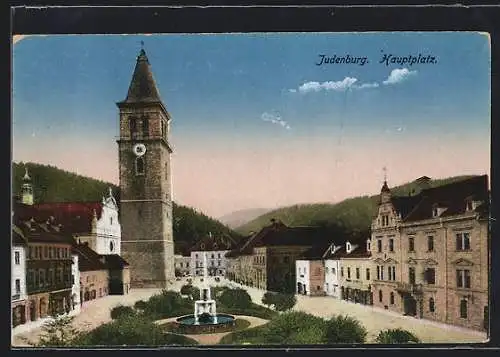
left=366, top=240, right=371, bottom=252
left=346, top=242, right=351, bottom=253
left=466, top=200, right=473, bottom=211
left=433, top=208, right=439, bottom=217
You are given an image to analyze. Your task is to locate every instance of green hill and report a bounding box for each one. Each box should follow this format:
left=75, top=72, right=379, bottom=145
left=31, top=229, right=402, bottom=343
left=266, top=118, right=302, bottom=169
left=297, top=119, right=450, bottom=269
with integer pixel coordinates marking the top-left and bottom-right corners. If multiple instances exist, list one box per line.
left=235, top=175, right=478, bottom=237
left=12, top=162, right=243, bottom=255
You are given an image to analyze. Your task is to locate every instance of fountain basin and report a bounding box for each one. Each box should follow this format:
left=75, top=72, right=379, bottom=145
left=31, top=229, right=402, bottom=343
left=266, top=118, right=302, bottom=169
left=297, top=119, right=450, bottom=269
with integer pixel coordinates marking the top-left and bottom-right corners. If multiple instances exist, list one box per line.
left=174, top=313, right=235, bottom=334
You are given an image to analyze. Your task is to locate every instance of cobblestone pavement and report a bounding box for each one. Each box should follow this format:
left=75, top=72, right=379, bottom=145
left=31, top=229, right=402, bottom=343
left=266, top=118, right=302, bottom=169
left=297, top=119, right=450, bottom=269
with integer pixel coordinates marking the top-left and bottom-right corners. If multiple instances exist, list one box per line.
left=12, top=277, right=487, bottom=347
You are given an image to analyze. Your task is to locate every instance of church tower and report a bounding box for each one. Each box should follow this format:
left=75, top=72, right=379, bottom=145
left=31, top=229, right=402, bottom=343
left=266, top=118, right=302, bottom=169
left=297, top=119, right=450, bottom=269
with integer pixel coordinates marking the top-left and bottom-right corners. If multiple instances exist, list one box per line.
left=22, top=167, right=34, bottom=205
left=116, top=48, right=175, bottom=288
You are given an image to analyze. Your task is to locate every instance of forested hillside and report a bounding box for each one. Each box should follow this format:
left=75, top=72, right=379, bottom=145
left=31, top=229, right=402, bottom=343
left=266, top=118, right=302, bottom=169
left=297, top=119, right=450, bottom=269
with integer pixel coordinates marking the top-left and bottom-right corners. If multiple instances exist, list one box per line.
left=236, top=175, right=478, bottom=237
left=12, top=162, right=243, bottom=254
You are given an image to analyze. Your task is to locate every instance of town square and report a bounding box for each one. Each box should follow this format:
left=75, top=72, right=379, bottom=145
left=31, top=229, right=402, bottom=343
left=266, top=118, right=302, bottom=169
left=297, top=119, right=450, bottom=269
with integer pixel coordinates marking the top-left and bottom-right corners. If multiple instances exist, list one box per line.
left=11, top=32, right=490, bottom=347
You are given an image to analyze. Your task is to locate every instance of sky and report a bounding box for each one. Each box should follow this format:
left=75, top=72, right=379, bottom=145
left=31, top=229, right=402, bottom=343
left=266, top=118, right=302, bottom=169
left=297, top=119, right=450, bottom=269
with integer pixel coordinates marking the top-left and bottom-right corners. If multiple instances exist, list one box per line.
left=12, top=33, right=491, bottom=218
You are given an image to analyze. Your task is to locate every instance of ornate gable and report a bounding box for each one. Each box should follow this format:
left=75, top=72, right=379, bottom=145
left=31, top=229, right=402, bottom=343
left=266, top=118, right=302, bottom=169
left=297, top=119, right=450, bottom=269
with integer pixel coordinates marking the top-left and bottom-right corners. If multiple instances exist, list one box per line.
left=373, top=257, right=385, bottom=264
left=407, top=257, right=418, bottom=265
left=384, top=257, right=399, bottom=264
left=452, top=258, right=474, bottom=266
left=423, top=258, right=439, bottom=266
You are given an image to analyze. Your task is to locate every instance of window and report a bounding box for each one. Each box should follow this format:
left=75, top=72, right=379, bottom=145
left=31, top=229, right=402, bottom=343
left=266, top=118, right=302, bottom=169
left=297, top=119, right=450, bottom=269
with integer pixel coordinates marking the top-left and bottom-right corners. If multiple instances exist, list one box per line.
left=381, top=215, right=389, bottom=226
left=14, top=251, right=20, bottom=265
left=356, top=268, right=360, bottom=280
left=377, top=240, right=382, bottom=253
left=218, top=260, right=221, bottom=266
left=428, top=236, right=434, bottom=252
left=409, top=237, right=415, bottom=252
left=389, top=239, right=394, bottom=252
left=390, top=292, right=395, bottom=305
left=142, top=117, right=149, bottom=137
left=347, top=267, right=351, bottom=279
left=110, top=241, right=114, bottom=252
left=456, top=233, right=471, bottom=251
left=283, top=256, right=289, bottom=263
left=425, top=268, right=436, bottom=285
left=211, top=254, right=214, bottom=259
left=195, top=254, right=198, bottom=258
left=387, top=266, right=392, bottom=281
left=110, top=217, right=113, bottom=225
left=29, top=247, right=33, bottom=259
left=332, top=268, right=336, bottom=275
left=366, top=268, right=370, bottom=280
left=341, top=267, right=344, bottom=277
left=48, top=247, right=52, bottom=259
left=376, top=266, right=380, bottom=280
left=380, top=266, right=384, bottom=280
left=218, top=253, right=221, bottom=258
left=457, top=269, right=471, bottom=288
left=432, top=208, right=439, bottom=217
left=409, top=267, right=416, bottom=284
left=44, top=246, right=48, bottom=258
left=15, top=279, right=21, bottom=294
left=129, top=117, right=138, bottom=138
left=429, top=298, right=435, bottom=312
left=135, top=157, right=145, bottom=175
left=379, top=290, right=383, bottom=302
left=392, top=266, right=396, bottom=281
left=460, top=299, right=468, bottom=318
left=325, top=267, right=329, bottom=274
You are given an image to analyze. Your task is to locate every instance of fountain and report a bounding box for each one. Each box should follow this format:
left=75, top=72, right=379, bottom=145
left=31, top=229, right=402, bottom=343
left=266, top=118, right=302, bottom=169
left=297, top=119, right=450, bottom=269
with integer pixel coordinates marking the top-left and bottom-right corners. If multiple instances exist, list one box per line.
left=175, top=252, right=235, bottom=333
left=194, top=252, right=217, bottom=324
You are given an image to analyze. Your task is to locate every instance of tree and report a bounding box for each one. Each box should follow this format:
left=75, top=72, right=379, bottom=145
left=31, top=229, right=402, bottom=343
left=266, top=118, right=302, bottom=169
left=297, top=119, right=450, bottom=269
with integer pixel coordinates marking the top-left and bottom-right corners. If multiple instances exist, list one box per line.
left=263, top=311, right=327, bottom=344
left=273, top=293, right=297, bottom=312
left=180, top=284, right=192, bottom=295
left=375, top=329, right=421, bottom=344
left=134, top=300, right=147, bottom=311
left=110, top=305, right=135, bottom=320
left=36, top=315, right=82, bottom=347
left=324, top=315, right=367, bottom=344
left=261, top=292, right=276, bottom=309
left=219, top=288, right=252, bottom=309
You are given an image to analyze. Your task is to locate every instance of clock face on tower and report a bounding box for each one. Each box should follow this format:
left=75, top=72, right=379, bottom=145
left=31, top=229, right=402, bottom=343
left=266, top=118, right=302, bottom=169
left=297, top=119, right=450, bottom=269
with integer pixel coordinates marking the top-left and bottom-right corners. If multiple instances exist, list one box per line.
left=133, top=143, right=146, bottom=157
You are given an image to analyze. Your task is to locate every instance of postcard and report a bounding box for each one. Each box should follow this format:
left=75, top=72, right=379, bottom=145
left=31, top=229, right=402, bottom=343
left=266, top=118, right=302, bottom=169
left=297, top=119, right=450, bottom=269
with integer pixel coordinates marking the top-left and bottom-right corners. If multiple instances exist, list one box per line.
left=11, top=32, right=490, bottom=347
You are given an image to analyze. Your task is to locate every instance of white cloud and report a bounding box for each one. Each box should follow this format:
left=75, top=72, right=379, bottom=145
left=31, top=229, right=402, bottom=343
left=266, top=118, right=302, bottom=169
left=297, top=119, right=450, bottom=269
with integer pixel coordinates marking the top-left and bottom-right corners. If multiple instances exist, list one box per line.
left=298, top=77, right=358, bottom=94
left=356, top=82, right=379, bottom=89
left=261, top=112, right=291, bottom=130
left=383, top=68, right=417, bottom=85
left=288, top=89, right=297, bottom=93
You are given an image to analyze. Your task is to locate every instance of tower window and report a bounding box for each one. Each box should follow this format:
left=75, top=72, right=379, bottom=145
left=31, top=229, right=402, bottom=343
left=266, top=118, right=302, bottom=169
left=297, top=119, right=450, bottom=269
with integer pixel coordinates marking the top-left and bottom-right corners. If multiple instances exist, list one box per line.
left=142, top=116, right=149, bottom=137
left=110, top=241, right=114, bottom=252
left=390, top=292, right=395, bottom=305
left=129, top=117, right=138, bottom=138
left=135, top=157, right=145, bottom=175
left=429, top=297, right=435, bottom=312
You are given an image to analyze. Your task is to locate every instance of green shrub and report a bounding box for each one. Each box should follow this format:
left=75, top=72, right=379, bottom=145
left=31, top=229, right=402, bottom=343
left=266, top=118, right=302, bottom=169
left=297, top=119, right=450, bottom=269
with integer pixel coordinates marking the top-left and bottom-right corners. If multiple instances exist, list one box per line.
left=273, top=293, right=297, bottom=312
left=219, top=288, right=252, bottom=309
left=75, top=314, right=197, bottom=346
left=218, top=303, right=278, bottom=320
left=142, top=290, right=191, bottom=319
left=110, top=305, right=136, bottom=320
left=263, top=311, right=327, bottom=344
left=375, top=329, right=420, bottom=344
left=134, top=300, right=147, bottom=310
left=36, top=315, right=83, bottom=347
left=261, top=292, right=275, bottom=309
left=324, top=315, right=367, bottom=344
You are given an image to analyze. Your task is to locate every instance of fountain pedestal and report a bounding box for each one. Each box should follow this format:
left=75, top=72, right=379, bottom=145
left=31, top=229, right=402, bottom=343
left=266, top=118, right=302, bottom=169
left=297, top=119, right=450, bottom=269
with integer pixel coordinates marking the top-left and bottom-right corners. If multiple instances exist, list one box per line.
left=193, top=254, right=218, bottom=325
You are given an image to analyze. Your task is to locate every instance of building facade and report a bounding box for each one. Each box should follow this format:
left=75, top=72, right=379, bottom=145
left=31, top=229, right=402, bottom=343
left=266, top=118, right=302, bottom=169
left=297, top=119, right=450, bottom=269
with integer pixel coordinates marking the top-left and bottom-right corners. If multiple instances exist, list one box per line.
left=75, top=243, right=110, bottom=302
left=339, top=240, right=373, bottom=305
left=174, top=255, right=191, bottom=277
left=226, top=220, right=328, bottom=293
left=12, top=227, right=28, bottom=329
left=371, top=175, right=489, bottom=331
left=323, top=244, right=344, bottom=299
left=117, top=48, right=175, bottom=288
left=190, top=234, right=235, bottom=277
left=70, top=254, right=81, bottom=314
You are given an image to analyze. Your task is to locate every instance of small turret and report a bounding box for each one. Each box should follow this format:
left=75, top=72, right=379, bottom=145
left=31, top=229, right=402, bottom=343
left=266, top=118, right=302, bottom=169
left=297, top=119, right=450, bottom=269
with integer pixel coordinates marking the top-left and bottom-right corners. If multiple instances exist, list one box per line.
left=21, top=167, right=34, bottom=205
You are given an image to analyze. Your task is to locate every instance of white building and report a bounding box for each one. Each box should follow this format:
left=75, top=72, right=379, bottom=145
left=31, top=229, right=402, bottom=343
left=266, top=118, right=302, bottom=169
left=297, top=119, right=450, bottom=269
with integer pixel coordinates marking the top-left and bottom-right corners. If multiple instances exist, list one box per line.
left=190, top=234, right=235, bottom=277
left=174, top=255, right=191, bottom=276
left=90, top=188, right=121, bottom=255
left=70, top=254, right=81, bottom=315
left=324, top=244, right=344, bottom=299
left=295, top=259, right=310, bottom=295
left=12, top=226, right=27, bottom=329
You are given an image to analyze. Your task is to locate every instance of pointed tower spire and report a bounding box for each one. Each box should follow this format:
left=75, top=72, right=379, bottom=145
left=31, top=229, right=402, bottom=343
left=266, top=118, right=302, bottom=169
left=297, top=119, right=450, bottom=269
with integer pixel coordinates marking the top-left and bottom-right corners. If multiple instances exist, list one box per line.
left=120, top=45, right=163, bottom=104
left=23, top=167, right=31, bottom=182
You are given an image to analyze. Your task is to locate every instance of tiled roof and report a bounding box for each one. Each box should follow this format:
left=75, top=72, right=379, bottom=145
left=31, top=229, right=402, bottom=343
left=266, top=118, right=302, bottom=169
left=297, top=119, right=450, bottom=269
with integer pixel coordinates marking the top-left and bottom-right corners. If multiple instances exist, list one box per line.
left=342, top=245, right=372, bottom=259
left=119, top=49, right=163, bottom=104
left=403, top=175, right=488, bottom=222
left=191, top=234, right=235, bottom=252
left=13, top=219, right=73, bottom=245
left=299, top=242, right=333, bottom=260
left=102, top=254, right=130, bottom=269
left=324, top=245, right=347, bottom=260
left=12, top=224, right=28, bottom=246
left=32, top=202, right=102, bottom=234
left=73, top=243, right=107, bottom=272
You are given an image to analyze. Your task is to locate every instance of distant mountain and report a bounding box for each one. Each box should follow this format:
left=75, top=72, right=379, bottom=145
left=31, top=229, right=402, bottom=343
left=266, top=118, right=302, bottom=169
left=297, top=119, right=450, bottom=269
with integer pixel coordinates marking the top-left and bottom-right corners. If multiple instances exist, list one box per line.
left=235, top=175, right=478, bottom=237
left=218, top=208, right=272, bottom=229
left=12, top=162, right=243, bottom=255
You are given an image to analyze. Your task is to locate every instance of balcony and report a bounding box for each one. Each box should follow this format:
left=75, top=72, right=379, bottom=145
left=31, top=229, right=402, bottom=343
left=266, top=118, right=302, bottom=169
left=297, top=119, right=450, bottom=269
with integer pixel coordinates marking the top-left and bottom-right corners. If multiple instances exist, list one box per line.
left=396, top=282, right=423, bottom=295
